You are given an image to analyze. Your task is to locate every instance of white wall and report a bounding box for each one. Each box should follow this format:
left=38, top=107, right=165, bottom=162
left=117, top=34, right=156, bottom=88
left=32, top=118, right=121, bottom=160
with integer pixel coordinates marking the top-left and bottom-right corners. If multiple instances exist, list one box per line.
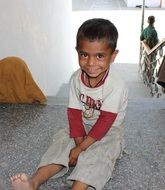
left=0, top=0, right=73, bottom=96
left=162, top=0, right=165, bottom=8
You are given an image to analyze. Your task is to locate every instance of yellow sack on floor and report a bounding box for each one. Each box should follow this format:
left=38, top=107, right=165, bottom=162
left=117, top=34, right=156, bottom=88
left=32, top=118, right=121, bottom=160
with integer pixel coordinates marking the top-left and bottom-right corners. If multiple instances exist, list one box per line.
left=0, top=56, right=47, bottom=104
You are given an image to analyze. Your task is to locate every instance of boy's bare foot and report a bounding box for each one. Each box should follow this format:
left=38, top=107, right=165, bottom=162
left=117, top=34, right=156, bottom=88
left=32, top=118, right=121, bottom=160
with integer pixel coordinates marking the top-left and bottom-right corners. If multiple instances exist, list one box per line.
left=10, top=173, right=35, bottom=190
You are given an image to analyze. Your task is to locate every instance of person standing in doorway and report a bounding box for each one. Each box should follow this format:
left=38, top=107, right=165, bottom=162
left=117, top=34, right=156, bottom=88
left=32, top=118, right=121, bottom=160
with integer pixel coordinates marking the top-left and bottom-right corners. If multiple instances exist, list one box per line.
left=140, top=15, right=158, bottom=49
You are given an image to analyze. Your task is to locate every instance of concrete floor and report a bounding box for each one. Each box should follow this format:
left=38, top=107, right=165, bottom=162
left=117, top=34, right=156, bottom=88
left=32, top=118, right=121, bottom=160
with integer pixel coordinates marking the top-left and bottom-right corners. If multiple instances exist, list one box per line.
left=0, top=64, right=165, bottom=190
left=72, top=0, right=127, bottom=11
left=72, top=0, right=163, bottom=11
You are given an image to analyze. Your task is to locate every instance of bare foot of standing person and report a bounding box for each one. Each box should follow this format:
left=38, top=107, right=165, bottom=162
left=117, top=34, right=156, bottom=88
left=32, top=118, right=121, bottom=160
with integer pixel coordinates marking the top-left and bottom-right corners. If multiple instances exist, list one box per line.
left=10, top=173, right=35, bottom=190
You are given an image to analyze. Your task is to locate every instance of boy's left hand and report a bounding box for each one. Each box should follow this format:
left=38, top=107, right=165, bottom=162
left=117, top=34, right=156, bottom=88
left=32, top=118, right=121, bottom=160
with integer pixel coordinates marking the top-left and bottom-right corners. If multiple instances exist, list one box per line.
left=69, top=146, right=83, bottom=166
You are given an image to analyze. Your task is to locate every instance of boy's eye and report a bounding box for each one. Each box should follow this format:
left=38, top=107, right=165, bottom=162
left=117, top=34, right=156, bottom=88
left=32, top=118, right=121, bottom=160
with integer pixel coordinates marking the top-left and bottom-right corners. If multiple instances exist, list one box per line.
left=96, top=54, right=104, bottom=59
left=79, top=52, right=88, bottom=58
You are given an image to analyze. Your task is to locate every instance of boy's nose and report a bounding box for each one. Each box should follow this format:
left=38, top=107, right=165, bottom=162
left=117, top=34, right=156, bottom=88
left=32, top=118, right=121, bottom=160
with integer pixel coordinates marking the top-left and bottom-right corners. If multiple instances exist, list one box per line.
left=87, top=57, right=95, bottom=66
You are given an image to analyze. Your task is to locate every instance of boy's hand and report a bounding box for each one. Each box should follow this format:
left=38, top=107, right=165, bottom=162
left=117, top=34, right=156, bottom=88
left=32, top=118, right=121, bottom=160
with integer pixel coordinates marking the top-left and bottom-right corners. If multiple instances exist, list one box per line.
left=69, top=136, right=96, bottom=166
left=69, top=146, right=83, bottom=166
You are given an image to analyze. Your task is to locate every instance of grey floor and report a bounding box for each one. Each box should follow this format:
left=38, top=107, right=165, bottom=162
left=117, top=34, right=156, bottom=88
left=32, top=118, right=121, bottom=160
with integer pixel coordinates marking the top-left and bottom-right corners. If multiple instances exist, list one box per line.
left=72, top=0, right=163, bottom=11
left=72, top=0, right=127, bottom=11
left=0, top=63, right=165, bottom=190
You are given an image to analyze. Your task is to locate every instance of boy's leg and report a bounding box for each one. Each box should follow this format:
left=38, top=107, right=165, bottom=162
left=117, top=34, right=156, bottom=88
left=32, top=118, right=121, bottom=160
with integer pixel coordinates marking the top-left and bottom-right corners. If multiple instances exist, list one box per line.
left=71, top=181, right=88, bottom=190
left=11, top=164, right=63, bottom=190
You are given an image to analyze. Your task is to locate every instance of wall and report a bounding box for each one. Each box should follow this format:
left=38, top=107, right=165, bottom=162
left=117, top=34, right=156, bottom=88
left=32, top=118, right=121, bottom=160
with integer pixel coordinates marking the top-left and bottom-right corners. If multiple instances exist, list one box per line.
left=162, top=0, right=165, bottom=7
left=0, top=0, right=72, bottom=96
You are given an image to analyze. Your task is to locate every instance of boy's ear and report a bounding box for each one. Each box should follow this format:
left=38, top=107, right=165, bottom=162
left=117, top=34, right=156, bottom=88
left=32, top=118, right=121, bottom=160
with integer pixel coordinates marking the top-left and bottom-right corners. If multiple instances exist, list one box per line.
left=110, top=49, right=119, bottom=63
left=75, top=46, right=78, bottom=51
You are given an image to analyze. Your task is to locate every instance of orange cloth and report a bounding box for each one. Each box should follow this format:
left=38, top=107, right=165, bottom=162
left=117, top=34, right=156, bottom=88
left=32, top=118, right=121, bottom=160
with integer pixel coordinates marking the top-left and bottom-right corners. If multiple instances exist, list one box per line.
left=0, top=56, right=47, bottom=103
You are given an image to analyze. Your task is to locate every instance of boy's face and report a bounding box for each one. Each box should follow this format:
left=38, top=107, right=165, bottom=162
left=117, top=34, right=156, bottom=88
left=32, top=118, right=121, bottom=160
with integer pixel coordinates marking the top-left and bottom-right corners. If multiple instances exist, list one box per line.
left=76, top=38, right=118, bottom=79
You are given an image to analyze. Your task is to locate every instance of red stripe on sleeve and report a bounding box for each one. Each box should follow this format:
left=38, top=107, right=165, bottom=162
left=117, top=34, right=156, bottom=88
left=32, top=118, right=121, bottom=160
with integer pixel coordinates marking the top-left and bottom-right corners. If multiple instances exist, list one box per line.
left=67, top=108, right=86, bottom=138
left=88, top=110, right=117, bottom=140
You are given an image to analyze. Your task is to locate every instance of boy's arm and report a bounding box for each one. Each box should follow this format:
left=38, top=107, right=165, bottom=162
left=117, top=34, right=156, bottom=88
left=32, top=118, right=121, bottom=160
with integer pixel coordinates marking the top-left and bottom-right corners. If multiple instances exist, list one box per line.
left=74, top=110, right=118, bottom=150
left=69, top=111, right=116, bottom=166
left=68, top=108, right=86, bottom=138
left=71, top=111, right=115, bottom=149
left=68, top=71, right=87, bottom=138
left=69, top=111, right=118, bottom=166
left=88, top=110, right=117, bottom=140
left=74, top=136, right=84, bottom=146
left=69, top=136, right=96, bottom=166
left=78, top=136, right=96, bottom=150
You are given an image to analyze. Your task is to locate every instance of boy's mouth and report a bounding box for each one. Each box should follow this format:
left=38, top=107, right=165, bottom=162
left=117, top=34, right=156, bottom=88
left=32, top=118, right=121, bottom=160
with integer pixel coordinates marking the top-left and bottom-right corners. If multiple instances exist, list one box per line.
left=86, top=67, right=100, bottom=74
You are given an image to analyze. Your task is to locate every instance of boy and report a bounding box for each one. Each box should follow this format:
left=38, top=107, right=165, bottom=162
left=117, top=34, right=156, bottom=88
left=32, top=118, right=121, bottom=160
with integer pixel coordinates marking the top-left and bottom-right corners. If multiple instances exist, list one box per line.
left=11, top=18, right=128, bottom=190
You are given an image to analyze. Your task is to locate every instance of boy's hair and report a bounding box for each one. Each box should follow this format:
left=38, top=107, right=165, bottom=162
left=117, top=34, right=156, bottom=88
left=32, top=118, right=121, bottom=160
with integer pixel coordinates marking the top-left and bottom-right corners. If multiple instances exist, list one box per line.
left=76, top=18, right=118, bottom=52
left=148, top=15, right=155, bottom=25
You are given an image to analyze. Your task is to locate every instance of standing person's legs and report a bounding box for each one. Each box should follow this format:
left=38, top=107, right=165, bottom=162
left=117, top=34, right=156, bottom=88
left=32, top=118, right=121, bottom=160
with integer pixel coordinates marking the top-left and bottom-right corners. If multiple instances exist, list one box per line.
left=11, top=164, right=63, bottom=190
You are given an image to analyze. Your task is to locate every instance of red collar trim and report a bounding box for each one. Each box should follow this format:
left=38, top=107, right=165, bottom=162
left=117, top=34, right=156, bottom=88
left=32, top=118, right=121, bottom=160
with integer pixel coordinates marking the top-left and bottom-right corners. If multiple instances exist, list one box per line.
left=81, top=69, right=109, bottom=88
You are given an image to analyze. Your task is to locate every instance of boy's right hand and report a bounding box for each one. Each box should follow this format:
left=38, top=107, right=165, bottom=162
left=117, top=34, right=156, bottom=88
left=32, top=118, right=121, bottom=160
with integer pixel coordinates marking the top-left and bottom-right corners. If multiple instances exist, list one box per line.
left=69, top=146, right=83, bottom=166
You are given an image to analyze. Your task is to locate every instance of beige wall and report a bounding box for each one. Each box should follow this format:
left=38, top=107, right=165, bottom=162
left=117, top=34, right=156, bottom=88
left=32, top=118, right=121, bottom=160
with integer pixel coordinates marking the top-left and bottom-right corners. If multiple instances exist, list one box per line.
left=0, top=0, right=73, bottom=96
